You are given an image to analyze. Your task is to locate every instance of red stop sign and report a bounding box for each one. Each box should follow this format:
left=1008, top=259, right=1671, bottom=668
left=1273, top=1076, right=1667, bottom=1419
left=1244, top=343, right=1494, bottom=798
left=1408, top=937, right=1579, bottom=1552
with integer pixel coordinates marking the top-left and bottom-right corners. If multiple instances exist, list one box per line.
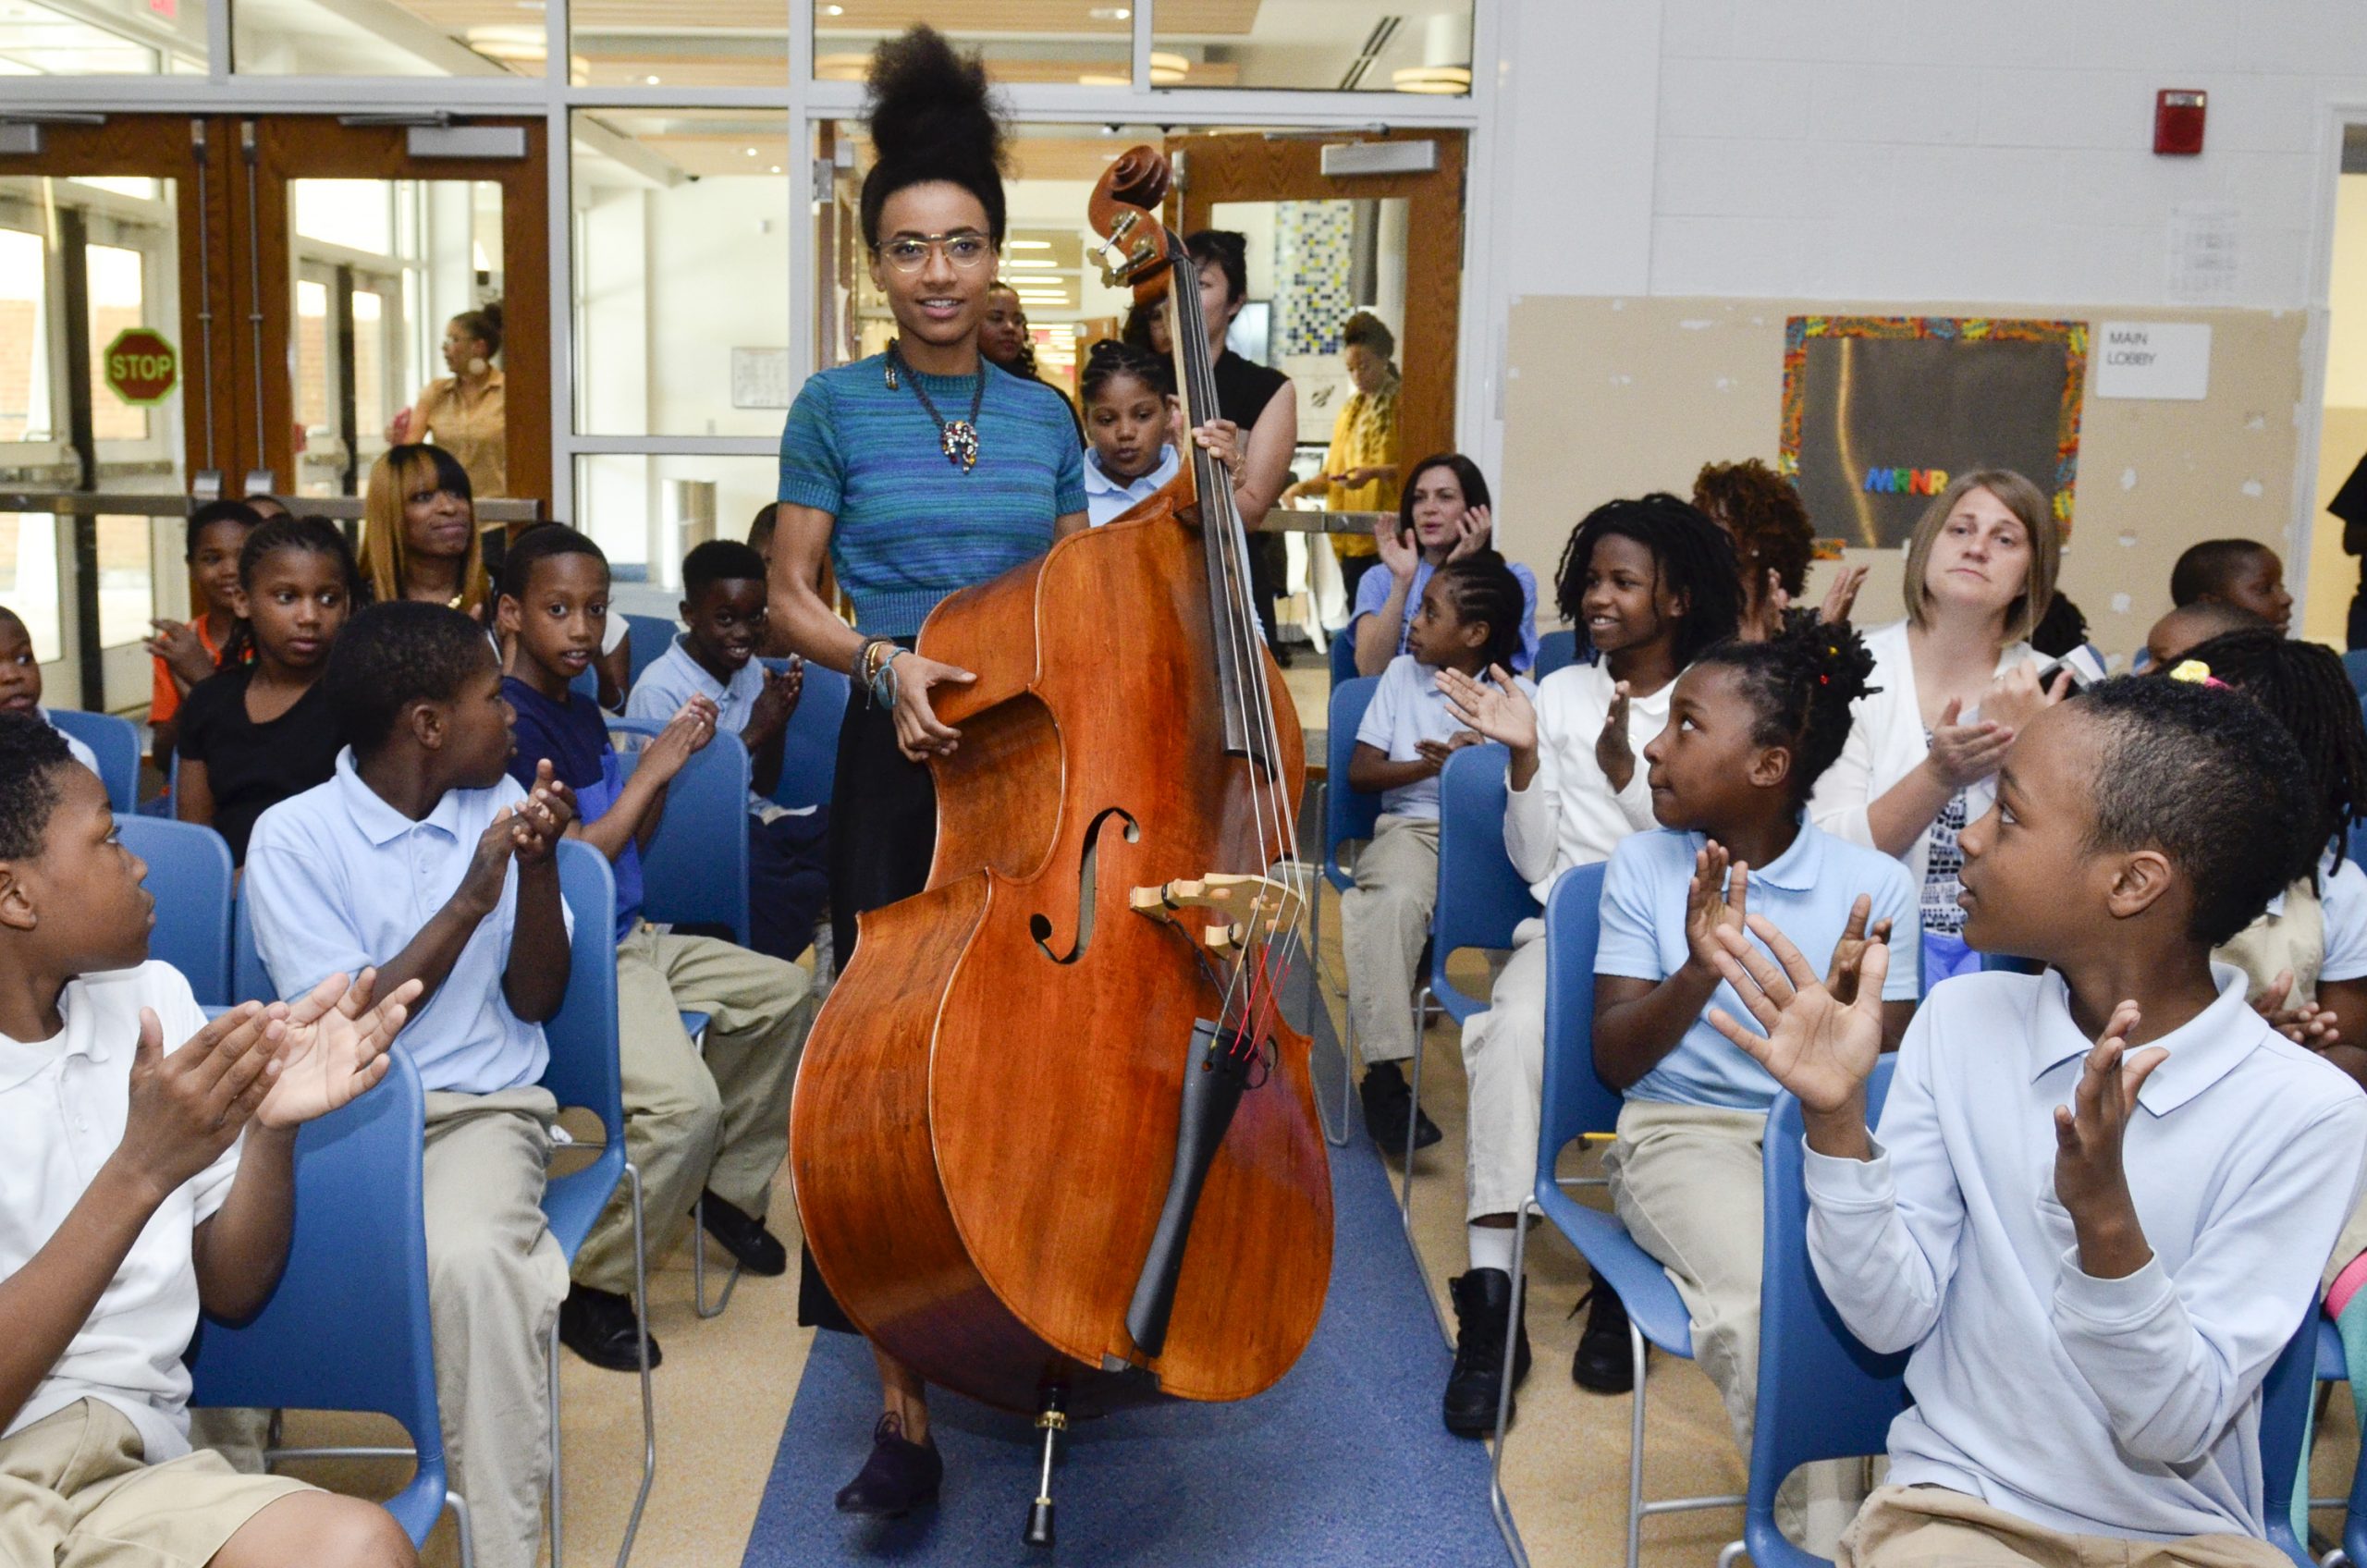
left=103, top=327, right=178, bottom=407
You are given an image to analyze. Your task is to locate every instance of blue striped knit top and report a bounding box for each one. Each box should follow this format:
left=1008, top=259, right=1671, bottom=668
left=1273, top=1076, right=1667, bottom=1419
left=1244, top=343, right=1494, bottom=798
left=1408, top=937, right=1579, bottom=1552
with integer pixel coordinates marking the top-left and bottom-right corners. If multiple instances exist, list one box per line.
left=778, top=353, right=1088, bottom=637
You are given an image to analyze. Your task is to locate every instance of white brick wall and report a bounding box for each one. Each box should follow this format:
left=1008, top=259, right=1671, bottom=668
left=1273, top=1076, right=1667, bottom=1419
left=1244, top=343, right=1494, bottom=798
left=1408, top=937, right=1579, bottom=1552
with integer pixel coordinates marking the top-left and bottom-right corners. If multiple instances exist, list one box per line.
left=1494, top=0, right=2367, bottom=309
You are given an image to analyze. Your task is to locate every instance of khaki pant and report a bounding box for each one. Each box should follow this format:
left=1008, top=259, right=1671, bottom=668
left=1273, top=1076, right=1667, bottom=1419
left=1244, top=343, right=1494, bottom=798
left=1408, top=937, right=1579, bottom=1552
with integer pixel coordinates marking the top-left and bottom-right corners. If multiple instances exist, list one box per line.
left=1839, top=1485, right=2289, bottom=1568
left=0, top=1399, right=311, bottom=1568
left=571, top=926, right=812, bottom=1294
left=1605, top=1098, right=1862, bottom=1549
left=423, top=1086, right=570, bottom=1568
left=1342, top=815, right=1440, bottom=1066
left=1460, top=923, right=1548, bottom=1220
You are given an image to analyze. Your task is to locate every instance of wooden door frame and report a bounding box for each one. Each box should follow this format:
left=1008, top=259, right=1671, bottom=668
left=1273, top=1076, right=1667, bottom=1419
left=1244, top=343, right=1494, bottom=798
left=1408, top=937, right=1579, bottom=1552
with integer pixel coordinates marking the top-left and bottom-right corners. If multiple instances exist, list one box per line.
left=1176, top=128, right=1466, bottom=470
left=247, top=116, right=550, bottom=504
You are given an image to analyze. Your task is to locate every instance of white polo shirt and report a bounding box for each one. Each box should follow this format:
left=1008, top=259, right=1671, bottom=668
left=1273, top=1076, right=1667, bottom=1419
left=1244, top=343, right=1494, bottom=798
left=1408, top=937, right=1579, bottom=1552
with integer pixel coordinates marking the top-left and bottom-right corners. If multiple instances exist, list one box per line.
left=1355, top=654, right=1532, bottom=821
left=37, top=706, right=101, bottom=779
left=245, top=749, right=559, bottom=1096
left=1804, top=965, right=2367, bottom=1541
left=0, top=961, right=241, bottom=1461
left=626, top=633, right=765, bottom=735
left=1503, top=659, right=1670, bottom=908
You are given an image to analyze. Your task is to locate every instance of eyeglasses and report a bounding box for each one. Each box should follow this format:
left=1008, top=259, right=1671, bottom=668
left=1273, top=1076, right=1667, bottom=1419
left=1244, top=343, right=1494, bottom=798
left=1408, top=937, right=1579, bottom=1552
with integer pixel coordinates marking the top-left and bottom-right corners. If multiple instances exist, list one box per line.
left=875, top=231, right=996, bottom=273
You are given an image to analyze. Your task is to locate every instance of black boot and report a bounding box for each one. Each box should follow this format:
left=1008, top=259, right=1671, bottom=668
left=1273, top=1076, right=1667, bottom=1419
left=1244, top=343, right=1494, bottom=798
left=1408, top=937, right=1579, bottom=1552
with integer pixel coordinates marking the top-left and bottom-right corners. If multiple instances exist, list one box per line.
left=833, top=1414, right=943, bottom=1516
left=1441, top=1268, right=1530, bottom=1438
left=697, top=1190, right=790, bottom=1276
left=1360, top=1061, right=1442, bottom=1156
left=1571, top=1278, right=1639, bottom=1393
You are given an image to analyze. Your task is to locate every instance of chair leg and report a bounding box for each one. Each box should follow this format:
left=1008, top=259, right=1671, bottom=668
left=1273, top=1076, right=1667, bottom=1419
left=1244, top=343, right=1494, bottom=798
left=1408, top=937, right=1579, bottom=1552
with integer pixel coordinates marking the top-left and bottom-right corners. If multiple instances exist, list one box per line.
left=1490, top=1199, right=1534, bottom=1568
left=1312, top=878, right=1353, bottom=1148
left=618, top=1162, right=656, bottom=1568
left=547, top=1319, right=564, bottom=1568
left=685, top=1023, right=743, bottom=1319
left=448, top=1490, right=477, bottom=1568
left=1626, top=1318, right=1649, bottom=1568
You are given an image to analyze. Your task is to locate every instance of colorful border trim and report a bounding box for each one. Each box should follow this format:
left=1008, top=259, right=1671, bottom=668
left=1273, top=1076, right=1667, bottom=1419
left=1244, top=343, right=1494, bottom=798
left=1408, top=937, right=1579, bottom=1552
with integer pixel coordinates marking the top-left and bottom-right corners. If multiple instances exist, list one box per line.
left=1777, top=315, right=2090, bottom=536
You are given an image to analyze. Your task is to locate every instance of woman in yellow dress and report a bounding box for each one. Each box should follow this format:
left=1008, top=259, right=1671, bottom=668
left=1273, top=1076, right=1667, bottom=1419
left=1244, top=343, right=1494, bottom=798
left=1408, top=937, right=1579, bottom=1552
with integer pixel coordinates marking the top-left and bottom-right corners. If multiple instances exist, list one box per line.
left=388, top=301, right=507, bottom=499
left=1285, top=310, right=1400, bottom=603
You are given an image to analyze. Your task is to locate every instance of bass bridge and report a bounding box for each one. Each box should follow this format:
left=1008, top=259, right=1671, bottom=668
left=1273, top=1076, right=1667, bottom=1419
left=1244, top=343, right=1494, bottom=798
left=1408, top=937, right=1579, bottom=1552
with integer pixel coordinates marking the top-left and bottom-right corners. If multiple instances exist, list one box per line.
left=1128, top=873, right=1305, bottom=954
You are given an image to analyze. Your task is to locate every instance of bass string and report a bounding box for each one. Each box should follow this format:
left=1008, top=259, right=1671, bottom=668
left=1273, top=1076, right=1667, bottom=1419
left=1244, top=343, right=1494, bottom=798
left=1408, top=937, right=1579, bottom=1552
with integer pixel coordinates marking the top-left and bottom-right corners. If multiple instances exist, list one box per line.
left=1162, top=245, right=1303, bottom=1042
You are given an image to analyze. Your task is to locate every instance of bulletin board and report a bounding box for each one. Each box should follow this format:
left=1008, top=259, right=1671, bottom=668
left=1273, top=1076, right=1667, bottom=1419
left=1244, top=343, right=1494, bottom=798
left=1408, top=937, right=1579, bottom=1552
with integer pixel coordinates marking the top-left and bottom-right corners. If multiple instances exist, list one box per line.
left=1777, top=316, right=2088, bottom=548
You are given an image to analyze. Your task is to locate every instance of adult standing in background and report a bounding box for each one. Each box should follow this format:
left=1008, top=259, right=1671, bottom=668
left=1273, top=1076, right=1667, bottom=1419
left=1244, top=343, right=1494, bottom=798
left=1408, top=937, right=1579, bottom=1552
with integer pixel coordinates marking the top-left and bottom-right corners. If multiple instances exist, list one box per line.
left=1285, top=310, right=1401, bottom=605
left=2332, top=449, right=2367, bottom=649
left=982, top=280, right=1083, bottom=445
left=389, top=301, right=508, bottom=499
left=1186, top=229, right=1297, bottom=655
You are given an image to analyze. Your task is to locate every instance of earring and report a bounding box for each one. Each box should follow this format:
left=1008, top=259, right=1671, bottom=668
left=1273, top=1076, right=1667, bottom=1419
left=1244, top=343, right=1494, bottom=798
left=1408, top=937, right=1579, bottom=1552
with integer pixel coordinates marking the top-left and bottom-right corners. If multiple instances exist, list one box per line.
left=467, top=356, right=490, bottom=376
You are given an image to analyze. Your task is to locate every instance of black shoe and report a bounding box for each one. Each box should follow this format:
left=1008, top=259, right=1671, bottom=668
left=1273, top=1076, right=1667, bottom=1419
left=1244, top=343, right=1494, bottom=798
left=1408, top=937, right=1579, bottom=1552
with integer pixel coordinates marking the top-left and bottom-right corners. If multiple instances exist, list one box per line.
left=698, top=1191, right=790, bottom=1277
left=558, top=1283, right=661, bottom=1372
left=1360, top=1062, right=1442, bottom=1157
left=834, top=1414, right=943, bottom=1516
left=1441, top=1268, right=1530, bottom=1438
left=1571, top=1279, right=1638, bottom=1393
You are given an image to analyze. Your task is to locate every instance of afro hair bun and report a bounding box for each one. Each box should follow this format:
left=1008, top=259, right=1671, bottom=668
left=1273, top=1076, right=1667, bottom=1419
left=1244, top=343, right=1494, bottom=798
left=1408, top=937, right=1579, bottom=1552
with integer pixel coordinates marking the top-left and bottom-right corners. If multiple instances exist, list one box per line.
left=861, top=25, right=1010, bottom=247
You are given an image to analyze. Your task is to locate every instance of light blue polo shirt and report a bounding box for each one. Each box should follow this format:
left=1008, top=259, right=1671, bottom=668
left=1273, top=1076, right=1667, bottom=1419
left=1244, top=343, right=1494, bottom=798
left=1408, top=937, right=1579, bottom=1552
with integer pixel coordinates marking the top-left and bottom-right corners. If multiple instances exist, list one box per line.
left=1355, top=653, right=1531, bottom=820
left=1082, top=443, right=1180, bottom=528
left=1351, top=556, right=1541, bottom=673
left=627, top=633, right=765, bottom=734
left=244, top=748, right=565, bottom=1096
left=1597, top=821, right=1919, bottom=1110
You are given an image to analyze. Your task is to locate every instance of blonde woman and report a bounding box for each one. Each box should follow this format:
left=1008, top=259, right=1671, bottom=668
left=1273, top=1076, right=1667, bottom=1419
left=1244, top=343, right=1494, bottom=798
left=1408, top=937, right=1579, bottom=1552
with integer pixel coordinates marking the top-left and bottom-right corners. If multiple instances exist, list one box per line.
left=361, top=445, right=490, bottom=623
left=1808, top=469, right=2067, bottom=985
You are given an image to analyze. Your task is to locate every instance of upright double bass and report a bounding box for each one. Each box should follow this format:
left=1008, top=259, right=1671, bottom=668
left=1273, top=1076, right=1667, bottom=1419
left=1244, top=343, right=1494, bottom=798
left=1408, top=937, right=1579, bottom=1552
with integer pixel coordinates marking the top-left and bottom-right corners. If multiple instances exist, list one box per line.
left=790, top=145, right=1334, bottom=1525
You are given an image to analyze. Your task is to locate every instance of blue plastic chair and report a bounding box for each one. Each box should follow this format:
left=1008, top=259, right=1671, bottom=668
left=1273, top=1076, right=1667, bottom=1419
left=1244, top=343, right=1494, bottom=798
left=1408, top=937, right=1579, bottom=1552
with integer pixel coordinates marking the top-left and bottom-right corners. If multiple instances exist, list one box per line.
left=1735, top=1067, right=1907, bottom=1568
left=1492, top=862, right=1743, bottom=1568
left=623, top=613, right=676, bottom=693
left=1330, top=623, right=1361, bottom=689
left=1406, top=745, right=1539, bottom=1252
left=1535, top=629, right=1578, bottom=680
left=119, top=816, right=234, bottom=1010
left=610, top=720, right=753, bottom=949
left=760, top=658, right=850, bottom=812
left=1309, top=676, right=1382, bottom=1148
left=2344, top=650, right=2367, bottom=698
left=51, top=707, right=139, bottom=814
left=544, top=839, right=655, bottom=1566
left=187, top=1048, right=475, bottom=1566
left=2260, top=1305, right=2324, bottom=1568
left=230, top=889, right=270, bottom=1007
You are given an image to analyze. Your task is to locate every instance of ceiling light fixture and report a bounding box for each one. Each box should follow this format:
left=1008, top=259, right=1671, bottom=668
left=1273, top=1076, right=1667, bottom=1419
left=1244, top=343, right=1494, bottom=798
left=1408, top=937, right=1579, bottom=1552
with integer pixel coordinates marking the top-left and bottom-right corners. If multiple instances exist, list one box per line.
left=1087, top=6, right=1130, bottom=18
left=1006, top=239, right=1051, bottom=250
left=1390, top=64, right=1471, bottom=93
left=1001, top=259, right=1057, bottom=269
left=643, top=73, right=659, bottom=84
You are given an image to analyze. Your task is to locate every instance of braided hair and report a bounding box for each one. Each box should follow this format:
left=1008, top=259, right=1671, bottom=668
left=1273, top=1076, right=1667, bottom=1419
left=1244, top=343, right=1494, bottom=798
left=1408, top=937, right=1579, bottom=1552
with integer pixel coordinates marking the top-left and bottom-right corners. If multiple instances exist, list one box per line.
left=858, top=27, right=1009, bottom=248
left=1080, top=337, right=1171, bottom=406
left=1693, top=617, right=1880, bottom=810
left=219, top=515, right=362, bottom=668
left=1428, top=551, right=1526, bottom=673
left=2173, top=629, right=2367, bottom=876
left=1552, top=493, right=1741, bottom=668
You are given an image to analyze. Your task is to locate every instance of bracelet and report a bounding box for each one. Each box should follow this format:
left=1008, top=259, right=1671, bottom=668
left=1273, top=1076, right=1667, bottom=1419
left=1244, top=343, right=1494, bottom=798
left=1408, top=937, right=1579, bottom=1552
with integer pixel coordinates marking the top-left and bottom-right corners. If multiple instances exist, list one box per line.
left=868, top=648, right=905, bottom=712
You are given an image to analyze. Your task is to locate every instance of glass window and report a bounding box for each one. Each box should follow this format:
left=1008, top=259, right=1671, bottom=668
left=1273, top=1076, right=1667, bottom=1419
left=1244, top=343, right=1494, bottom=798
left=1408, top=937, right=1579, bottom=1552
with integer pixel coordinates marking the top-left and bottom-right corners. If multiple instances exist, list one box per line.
left=232, top=0, right=540, bottom=76
left=0, top=0, right=203, bottom=74
left=293, top=275, right=330, bottom=439
left=572, top=109, right=789, bottom=439
left=1158, top=0, right=1472, bottom=93
left=574, top=453, right=779, bottom=588
left=0, top=514, right=64, bottom=663
left=85, top=243, right=148, bottom=444
left=813, top=2, right=1128, bottom=88
left=294, top=180, right=394, bottom=253
left=0, top=227, right=53, bottom=444
left=93, top=514, right=154, bottom=649
left=574, top=0, right=786, bottom=88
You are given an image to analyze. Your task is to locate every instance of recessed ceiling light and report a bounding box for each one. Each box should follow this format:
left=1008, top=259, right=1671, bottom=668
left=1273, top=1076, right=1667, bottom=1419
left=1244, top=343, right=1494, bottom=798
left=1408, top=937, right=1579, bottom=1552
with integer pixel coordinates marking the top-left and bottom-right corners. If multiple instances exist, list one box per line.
left=770, top=165, right=782, bottom=174
left=1088, top=6, right=1129, bottom=18
left=744, top=146, right=758, bottom=156
left=822, top=3, right=843, bottom=12
left=643, top=73, right=659, bottom=84
left=1002, top=259, right=1056, bottom=269
left=1006, top=239, right=1051, bottom=250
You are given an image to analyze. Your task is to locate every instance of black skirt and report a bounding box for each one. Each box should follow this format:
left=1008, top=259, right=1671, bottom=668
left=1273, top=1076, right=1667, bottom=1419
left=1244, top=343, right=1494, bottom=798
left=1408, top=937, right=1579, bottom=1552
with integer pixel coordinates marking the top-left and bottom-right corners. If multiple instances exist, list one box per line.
left=799, top=661, right=939, bottom=1334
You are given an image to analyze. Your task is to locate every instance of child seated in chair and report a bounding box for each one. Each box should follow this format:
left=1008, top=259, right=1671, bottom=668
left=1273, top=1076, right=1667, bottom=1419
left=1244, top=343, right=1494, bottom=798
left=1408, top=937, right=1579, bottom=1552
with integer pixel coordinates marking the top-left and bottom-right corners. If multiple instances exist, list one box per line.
left=497, top=524, right=813, bottom=1371
left=626, top=539, right=830, bottom=967
left=1713, top=676, right=2367, bottom=1568
left=245, top=601, right=577, bottom=1568
left=0, top=709, right=423, bottom=1568
left=1342, top=553, right=1532, bottom=1158
left=1588, top=617, right=1919, bottom=1543
left=1, top=603, right=102, bottom=778
left=1432, top=495, right=1741, bottom=1437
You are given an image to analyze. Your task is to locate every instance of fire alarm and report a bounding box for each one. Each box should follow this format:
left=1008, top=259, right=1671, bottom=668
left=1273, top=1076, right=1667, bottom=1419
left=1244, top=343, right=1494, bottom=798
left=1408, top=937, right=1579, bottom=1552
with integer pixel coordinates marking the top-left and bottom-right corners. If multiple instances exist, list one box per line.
left=2154, top=90, right=2206, bottom=155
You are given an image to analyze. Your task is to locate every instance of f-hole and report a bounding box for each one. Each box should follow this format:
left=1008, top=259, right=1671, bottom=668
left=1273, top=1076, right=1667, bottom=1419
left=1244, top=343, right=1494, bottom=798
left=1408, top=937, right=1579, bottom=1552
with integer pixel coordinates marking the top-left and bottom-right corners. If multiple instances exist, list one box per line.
left=1030, top=807, right=1140, bottom=964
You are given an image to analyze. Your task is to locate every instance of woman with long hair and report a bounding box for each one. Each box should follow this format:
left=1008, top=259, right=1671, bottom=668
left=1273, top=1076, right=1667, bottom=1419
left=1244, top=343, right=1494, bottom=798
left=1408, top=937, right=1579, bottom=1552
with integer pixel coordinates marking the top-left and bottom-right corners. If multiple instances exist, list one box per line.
left=361, top=444, right=490, bottom=622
